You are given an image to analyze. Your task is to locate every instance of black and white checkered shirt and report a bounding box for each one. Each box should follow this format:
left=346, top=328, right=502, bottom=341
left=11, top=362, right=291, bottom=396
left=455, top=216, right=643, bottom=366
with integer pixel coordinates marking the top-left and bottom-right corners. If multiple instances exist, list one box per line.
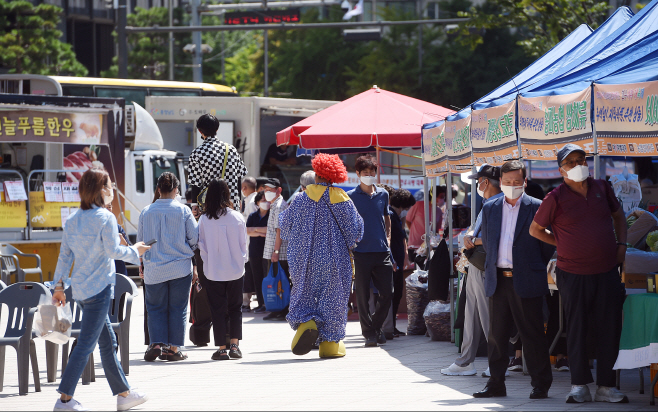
left=188, top=137, right=248, bottom=208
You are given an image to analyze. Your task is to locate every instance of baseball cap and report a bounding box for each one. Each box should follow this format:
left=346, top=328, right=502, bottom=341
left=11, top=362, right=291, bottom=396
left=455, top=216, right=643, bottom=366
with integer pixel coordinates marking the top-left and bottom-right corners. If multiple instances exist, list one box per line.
left=263, top=177, right=281, bottom=188
left=467, top=164, right=501, bottom=181
left=557, top=144, right=586, bottom=167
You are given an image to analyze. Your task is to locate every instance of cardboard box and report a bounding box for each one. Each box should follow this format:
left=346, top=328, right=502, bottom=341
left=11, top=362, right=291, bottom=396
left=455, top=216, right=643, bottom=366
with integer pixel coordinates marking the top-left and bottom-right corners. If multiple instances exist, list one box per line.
left=622, top=272, right=648, bottom=289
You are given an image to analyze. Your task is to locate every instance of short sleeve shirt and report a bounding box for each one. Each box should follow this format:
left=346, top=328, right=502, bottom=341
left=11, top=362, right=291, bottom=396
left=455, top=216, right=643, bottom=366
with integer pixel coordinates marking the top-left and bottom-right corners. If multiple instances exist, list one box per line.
left=188, top=137, right=248, bottom=208
left=347, top=185, right=390, bottom=253
left=246, top=210, right=269, bottom=259
left=534, top=178, right=620, bottom=275
left=263, top=196, right=289, bottom=260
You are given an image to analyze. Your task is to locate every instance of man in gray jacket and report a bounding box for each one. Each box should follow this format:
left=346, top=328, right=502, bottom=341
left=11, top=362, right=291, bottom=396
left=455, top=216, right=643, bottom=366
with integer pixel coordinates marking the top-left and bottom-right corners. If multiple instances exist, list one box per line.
left=441, top=165, right=502, bottom=377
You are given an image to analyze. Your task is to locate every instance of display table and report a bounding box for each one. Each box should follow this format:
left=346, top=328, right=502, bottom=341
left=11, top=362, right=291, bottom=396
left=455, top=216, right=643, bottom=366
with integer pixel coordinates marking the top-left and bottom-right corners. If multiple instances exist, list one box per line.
left=613, top=293, right=658, bottom=404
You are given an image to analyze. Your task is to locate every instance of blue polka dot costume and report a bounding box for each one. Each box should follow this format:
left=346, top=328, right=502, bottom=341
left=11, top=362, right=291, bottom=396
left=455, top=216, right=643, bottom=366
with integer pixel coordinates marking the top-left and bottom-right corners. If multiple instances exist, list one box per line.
left=279, top=183, right=364, bottom=343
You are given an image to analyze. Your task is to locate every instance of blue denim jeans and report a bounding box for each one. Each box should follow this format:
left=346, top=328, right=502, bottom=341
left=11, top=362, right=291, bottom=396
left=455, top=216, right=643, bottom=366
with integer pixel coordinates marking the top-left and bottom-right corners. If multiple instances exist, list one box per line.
left=145, top=273, right=192, bottom=347
left=58, top=285, right=130, bottom=397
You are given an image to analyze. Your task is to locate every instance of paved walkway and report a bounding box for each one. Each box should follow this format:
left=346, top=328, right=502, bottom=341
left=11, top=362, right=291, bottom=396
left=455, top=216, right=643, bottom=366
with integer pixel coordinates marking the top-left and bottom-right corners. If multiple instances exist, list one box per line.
left=1, top=288, right=655, bottom=411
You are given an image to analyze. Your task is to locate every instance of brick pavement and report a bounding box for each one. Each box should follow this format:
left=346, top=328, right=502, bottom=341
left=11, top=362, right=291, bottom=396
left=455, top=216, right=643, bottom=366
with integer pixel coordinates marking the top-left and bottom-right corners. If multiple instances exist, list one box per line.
left=0, top=288, right=655, bottom=411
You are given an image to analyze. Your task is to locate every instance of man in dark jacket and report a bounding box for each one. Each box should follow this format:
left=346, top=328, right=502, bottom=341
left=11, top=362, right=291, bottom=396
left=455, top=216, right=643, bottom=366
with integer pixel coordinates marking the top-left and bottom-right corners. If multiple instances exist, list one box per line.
left=473, top=160, right=553, bottom=400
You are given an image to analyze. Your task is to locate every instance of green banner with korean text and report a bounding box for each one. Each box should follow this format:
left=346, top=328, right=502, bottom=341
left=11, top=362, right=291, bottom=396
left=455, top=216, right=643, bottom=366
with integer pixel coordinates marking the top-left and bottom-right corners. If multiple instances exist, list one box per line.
left=445, top=115, right=472, bottom=174
left=471, top=101, right=518, bottom=166
left=594, top=81, right=658, bottom=156
left=518, top=87, right=593, bottom=161
left=423, top=122, right=448, bottom=177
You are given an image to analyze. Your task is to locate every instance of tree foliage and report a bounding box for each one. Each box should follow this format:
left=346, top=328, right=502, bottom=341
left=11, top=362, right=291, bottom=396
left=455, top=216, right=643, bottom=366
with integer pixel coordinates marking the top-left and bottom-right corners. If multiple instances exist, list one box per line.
left=0, top=0, right=87, bottom=76
left=454, top=0, right=611, bottom=57
left=102, top=7, right=193, bottom=79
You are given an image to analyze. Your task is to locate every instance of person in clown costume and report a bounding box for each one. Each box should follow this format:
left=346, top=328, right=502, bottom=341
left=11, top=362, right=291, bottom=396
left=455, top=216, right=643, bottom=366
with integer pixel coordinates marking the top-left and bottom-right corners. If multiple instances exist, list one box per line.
left=279, top=153, right=364, bottom=358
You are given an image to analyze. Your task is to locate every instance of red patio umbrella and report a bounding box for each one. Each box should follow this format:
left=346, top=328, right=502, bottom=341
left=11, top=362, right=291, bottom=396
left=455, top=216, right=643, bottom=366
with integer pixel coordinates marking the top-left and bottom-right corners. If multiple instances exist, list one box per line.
left=276, top=86, right=454, bottom=150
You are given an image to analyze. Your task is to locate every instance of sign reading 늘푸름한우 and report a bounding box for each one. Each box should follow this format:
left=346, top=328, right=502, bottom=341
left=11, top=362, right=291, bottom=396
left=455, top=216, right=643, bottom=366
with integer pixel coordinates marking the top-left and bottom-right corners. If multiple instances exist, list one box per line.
left=471, top=101, right=519, bottom=167
left=518, top=87, right=593, bottom=161
left=0, top=108, right=107, bottom=145
left=594, top=81, right=658, bottom=156
left=423, top=122, right=448, bottom=177
left=445, top=115, right=473, bottom=174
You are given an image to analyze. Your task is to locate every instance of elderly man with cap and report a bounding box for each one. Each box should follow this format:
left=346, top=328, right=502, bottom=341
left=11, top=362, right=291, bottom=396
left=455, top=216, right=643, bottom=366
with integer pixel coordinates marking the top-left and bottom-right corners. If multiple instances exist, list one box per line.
left=442, top=165, right=503, bottom=377
left=530, top=144, right=628, bottom=404
left=262, top=177, right=292, bottom=321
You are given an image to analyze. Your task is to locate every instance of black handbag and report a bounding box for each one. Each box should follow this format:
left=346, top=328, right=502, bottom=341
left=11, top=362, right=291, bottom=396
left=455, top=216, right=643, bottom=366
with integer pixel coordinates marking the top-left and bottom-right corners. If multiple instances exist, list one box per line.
left=463, top=245, right=486, bottom=271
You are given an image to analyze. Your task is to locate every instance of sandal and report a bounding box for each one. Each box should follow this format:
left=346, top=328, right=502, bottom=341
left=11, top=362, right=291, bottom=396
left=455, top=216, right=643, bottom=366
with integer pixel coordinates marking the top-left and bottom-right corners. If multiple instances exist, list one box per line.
left=229, top=343, right=242, bottom=359
left=144, top=344, right=162, bottom=362
left=212, top=349, right=230, bottom=361
left=161, top=347, right=188, bottom=362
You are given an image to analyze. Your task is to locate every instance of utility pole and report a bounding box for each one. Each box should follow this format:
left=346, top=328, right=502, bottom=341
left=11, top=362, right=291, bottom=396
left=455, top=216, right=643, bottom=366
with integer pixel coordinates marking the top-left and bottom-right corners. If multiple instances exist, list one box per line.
left=263, top=30, right=269, bottom=97
left=169, top=0, right=174, bottom=80
left=118, top=0, right=128, bottom=78
left=221, top=32, right=226, bottom=83
left=191, top=0, right=203, bottom=82
left=417, top=0, right=423, bottom=87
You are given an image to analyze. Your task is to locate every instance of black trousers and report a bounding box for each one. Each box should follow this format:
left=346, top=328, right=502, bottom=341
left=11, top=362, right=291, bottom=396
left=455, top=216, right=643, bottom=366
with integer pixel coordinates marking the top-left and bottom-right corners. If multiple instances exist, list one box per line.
left=250, top=257, right=268, bottom=307
left=243, top=262, right=255, bottom=294
left=189, top=249, right=213, bottom=345
left=487, top=274, right=553, bottom=391
left=556, top=266, right=624, bottom=386
left=199, top=272, right=243, bottom=346
left=392, top=267, right=404, bottom=329
left=266, top=259, right=291, bottom=314
left=353, top=251, right=393, bottom=339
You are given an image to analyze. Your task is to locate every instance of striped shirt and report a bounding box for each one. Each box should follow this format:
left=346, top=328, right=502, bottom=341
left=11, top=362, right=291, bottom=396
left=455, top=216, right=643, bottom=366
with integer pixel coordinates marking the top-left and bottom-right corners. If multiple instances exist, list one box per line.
left=53, top=206, right=140, bottom=301
left=137, top=199, right=199, bottom=285
left=263, top=196, right=289, bottom=261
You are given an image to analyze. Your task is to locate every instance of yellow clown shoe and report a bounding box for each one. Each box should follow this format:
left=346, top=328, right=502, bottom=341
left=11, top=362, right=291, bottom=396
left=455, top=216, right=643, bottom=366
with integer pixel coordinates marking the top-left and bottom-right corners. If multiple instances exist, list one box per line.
left=291, top=320, right=319, bottom=356
left=319, top=340, right=346, bottom=358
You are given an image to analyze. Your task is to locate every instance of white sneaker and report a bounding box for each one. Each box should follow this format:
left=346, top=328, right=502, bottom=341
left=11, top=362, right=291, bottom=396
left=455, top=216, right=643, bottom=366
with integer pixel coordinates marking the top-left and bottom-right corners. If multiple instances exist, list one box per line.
left=54, top=399, right=89, bottom=411
left=566, top=384, right=592, bottom=403
left=594, top=386, right=629, bottom=403
left=441, top=362, right=477, bottom=376
left=117, top=389, right=149, bottom=411
left=481, top=367, right=510, bottom=377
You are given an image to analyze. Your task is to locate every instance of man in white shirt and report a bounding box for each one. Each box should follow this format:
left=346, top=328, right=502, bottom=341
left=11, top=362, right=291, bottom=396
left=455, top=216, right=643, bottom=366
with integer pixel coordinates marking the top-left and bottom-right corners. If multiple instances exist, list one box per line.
left=473, top=160, right=553, bottom=400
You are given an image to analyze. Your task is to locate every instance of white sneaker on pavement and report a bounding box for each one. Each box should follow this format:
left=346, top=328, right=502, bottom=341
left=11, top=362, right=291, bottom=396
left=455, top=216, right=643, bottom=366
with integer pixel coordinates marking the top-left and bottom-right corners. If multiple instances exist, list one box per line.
left=117, top=389, right=149, bottom=411
left=594, top=386, right=629, bottom=403
left=566, top=384, right=592, bottom=403
left=54, top=398, right=89, bottom=411
left=441, top=362, right=477, bottom=376
left=481, top=367, right=510, bottom=377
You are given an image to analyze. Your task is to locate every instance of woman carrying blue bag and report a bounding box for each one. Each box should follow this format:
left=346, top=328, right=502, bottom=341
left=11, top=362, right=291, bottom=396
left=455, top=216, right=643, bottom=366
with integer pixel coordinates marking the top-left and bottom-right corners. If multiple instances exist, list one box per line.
left=198, top=179, right=248, bottom=361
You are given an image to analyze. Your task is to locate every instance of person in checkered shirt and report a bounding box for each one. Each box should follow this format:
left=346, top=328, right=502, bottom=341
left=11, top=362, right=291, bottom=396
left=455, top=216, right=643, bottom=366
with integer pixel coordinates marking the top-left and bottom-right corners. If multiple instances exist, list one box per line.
left=188, top=114, right=248, bottom=210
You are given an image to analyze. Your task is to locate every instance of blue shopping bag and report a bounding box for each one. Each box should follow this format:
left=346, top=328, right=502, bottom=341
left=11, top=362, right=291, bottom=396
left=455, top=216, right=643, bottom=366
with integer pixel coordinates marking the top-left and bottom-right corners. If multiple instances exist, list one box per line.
left=262, top=262, right=291, bottom=312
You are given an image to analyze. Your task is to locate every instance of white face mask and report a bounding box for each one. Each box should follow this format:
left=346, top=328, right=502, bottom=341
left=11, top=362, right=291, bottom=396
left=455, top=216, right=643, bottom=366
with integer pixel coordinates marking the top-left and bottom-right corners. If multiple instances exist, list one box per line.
left=400, top=210, right=408, bottom=219
left=264, top=191, right=277, bottom=202
left=564, top=165, right=589, bottom=182
left=103, top=187, right=114, bottom=205
left=174, top=194, right=183, bottom=204
left=501, top=184, right=524, bottom=200
left=241, top=190, right=248, bottom=198
left=360, top=175, right=377, bottom=186
left=476, top=180, right=486, bottom=198
left=259, top=202, right=270, bottom=211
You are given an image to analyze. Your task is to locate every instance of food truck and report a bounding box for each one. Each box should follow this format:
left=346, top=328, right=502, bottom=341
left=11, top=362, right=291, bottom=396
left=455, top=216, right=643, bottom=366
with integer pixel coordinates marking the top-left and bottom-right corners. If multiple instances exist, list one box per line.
left=0, top=93, right=182, bottom=280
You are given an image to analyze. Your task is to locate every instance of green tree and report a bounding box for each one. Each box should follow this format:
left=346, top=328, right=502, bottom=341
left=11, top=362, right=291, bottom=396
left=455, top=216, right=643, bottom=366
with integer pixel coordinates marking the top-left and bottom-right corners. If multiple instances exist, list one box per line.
left=0, top=0, right=87, bottom=75
left=346, top=3, right=533, bottom=109
left=102, top=7, right=193, bottom=80
left=455, top=0, right=611, bottom=57
left=260, top=7, right=369, bottom=99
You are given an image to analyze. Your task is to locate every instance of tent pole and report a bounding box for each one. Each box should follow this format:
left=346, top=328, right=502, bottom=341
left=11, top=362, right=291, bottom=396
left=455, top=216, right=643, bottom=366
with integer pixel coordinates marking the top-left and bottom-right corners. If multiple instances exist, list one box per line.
left=470, top=165, right=476, bottom=230
left=593, top=123, right=600, bottom=179
left=432, top=176, right=438, bottom=235
left=397, top=152, right=402, bottom=189
left=447, top=171, right=454, bottom=343
left=421, top=158, right=430, bottom=267
left=376, top=146, right=382, bottom=183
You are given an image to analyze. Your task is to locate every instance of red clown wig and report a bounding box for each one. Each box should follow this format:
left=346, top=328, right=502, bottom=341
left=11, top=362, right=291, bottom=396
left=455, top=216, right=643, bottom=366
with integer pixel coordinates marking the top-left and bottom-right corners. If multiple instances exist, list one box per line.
left=312, top=153, right=348, bottom=184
